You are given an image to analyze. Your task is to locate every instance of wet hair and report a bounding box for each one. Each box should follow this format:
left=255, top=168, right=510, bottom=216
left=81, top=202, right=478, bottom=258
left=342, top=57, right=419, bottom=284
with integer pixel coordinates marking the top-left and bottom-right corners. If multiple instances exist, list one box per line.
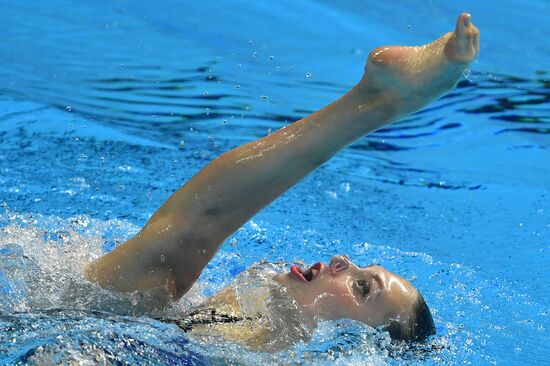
left=383, top=292, right=435, bottom=342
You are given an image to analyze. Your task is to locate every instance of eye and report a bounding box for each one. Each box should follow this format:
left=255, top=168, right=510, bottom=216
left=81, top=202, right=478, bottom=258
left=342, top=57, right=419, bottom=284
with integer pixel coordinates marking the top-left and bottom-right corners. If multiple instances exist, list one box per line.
left=355, top=279, right=371, bottom=298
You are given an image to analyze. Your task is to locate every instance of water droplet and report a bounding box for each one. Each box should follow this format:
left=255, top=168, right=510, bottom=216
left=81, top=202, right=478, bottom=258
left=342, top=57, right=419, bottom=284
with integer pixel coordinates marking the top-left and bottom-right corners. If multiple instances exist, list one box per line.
left=268, top=55, right=275, bottom=60
left=306, top=72, right=312, bottom=78
left=325, top=191, right=337, bottom=199
left=261, top=95, right=268, bottom=100
left=179, top=140, right=185, bottom=150
left=236, top=84, right=241, bottom=89
left=204, top=91, right=209, bottom=96
left=252, top=52, right=257, bottom=58
left=160, top=254, right=165, bottom=263
left=407, top=24, right=412, bottom=30
left=65, top=106, right=72, bottom=112
left=341, top=182, right=351, bottom=192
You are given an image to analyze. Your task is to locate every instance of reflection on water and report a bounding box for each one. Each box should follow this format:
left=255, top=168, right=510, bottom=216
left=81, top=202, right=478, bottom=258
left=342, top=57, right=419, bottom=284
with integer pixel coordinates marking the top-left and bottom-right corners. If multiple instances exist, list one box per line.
left=459, top=74, right=549, bottom=130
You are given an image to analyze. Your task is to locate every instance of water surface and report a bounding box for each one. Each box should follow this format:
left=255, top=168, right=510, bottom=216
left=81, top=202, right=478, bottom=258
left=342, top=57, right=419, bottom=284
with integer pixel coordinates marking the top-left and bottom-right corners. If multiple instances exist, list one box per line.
left=1, top=1, right=549, bottom=365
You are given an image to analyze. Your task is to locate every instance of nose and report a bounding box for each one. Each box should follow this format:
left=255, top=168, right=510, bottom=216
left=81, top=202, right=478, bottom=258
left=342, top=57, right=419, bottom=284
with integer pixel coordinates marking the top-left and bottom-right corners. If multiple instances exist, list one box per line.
left=329, top=255, right=349, bottom=275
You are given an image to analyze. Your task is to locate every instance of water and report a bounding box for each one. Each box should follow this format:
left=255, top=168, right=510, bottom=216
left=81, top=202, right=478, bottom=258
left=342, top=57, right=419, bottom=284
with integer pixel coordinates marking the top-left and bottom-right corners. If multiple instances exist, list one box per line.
left=1, top=0, right=549, bottom=364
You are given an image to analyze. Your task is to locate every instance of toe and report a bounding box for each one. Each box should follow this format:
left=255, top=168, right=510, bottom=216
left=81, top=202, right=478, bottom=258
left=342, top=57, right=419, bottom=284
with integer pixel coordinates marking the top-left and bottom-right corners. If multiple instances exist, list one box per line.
left=461, top=13, right=471, bottom=27
left=447, top=12, right=479, bottom=62
left=455, top=13, right=472, bottom=35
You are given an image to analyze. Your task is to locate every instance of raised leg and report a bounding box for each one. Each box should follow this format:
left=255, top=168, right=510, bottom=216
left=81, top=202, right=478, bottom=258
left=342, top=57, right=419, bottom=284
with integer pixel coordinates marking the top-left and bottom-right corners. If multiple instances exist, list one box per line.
left=84, top=13, right=480, bottom=302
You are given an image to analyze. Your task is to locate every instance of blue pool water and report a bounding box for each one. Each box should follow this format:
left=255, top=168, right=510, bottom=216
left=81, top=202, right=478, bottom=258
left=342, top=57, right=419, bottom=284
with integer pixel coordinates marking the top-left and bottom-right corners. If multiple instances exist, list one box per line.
left=1, top=0, right=549, bottom=364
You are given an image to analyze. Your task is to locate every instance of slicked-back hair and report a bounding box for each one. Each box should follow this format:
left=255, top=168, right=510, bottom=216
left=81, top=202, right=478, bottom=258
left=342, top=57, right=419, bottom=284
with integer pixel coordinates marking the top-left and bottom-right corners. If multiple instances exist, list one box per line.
left=384, top=293, right=435, bottom=342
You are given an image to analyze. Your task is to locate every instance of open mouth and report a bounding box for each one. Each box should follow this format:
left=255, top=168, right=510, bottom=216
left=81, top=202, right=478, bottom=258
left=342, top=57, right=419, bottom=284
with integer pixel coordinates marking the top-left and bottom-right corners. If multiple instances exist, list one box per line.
left=290, top=262, right=323, bottom=283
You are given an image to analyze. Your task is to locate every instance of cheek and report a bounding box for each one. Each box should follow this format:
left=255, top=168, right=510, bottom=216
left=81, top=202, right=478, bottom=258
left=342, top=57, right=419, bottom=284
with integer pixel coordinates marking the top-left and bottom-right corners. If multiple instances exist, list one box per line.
left=312, top=278, right=349, bottom=298
left=310, top=281, right=359, bottom=317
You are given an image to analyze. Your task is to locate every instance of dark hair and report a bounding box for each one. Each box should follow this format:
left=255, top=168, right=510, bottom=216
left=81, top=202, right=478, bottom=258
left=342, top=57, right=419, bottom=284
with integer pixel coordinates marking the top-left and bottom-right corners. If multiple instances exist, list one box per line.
left=384, top=292, right=435, bottom=342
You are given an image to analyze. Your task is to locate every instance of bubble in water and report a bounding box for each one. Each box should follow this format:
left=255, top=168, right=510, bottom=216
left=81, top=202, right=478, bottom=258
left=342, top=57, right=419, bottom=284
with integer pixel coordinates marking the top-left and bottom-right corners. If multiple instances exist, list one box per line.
left=340, top=182, right=351, bottom=193
left=65, top=106, right=72, bottom=112
left=261, top=95, right=268, bottom=100
left=325, top=191, right=337, bottom=199
left=306, top=72, right=312, bottom=78
left=179, top=140, right=185, bottom=150
left=160, top=255, right=165, bottom=263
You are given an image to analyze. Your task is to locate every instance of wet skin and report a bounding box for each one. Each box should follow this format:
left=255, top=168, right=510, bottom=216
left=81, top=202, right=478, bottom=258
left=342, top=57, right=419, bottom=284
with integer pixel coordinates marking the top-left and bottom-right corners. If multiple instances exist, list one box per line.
left=272, top=14, right=480, bottom=324
left=85, top=13, right=480, bottom=316
left=274, top=256, right=418, bottom=328
left=362, top=12, right=480, bottom=123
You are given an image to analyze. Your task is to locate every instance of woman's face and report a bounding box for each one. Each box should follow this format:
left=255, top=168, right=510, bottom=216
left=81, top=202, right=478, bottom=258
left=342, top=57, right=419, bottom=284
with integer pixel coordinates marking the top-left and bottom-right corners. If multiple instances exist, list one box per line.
left=274, top=255, right=419, bottom=328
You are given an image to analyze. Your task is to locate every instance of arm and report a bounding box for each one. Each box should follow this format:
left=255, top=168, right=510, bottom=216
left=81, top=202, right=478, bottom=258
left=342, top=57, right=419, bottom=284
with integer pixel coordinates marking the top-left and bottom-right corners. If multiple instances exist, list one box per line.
left=84, top=13, right=479, bottom=301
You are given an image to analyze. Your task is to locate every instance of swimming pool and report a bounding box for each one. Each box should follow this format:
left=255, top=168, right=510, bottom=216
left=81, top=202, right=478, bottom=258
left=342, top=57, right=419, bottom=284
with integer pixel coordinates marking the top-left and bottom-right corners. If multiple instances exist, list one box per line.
left=1, top=0, right=548, bottom=364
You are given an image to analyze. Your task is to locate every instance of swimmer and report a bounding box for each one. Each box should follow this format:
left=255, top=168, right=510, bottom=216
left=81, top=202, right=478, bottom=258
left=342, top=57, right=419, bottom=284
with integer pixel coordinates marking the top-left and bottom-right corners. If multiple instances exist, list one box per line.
left=84, top=13, right=479, bottom=348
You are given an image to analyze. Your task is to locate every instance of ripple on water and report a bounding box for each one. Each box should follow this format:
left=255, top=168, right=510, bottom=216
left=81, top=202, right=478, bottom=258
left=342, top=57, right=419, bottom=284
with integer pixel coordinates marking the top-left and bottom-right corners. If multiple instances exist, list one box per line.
left=0, top=2, right=549, bottom=363
left=1, top=210, right=548, bottom=365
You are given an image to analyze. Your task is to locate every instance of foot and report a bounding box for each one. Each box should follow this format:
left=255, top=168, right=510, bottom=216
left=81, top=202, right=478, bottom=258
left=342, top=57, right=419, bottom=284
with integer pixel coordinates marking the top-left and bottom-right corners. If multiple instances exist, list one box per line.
left=360, top=13, right=479, bottom=114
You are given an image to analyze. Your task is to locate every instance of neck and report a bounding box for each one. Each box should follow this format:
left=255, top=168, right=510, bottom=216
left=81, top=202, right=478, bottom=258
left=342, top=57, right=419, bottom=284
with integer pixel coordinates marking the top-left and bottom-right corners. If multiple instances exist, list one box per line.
left=272, top=272, right=318, bottom=326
